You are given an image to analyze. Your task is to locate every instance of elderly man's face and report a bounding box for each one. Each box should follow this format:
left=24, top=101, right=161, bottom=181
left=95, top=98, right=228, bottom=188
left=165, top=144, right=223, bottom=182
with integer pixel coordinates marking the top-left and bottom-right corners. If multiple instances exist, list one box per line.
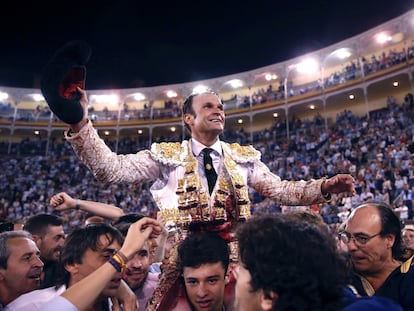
left=345, top=206, right=395, bottom=274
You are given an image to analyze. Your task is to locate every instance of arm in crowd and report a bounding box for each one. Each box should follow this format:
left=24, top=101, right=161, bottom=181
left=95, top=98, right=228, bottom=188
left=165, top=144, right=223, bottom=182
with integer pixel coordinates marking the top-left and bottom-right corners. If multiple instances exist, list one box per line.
left=152, top=211, right=169, bottom=263
left=50, top=192, right=125, bottom=221
left=41, top=217, right=162, bottom=311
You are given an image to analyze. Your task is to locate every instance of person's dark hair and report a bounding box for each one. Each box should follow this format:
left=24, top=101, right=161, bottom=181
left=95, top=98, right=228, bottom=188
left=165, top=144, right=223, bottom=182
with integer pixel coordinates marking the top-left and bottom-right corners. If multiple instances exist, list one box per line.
left=182, top=90, right=220, bottom=134
left=177, top=232, right=230, bottom=273
left=354, top=200, right=404, bottom=259
left=236, top=214, right=348, bottom=311
left=112, top=213, right=146, bottom=237
left=23, top=214, right=63, bottom=237
left=0, top=222, right=14, bottom=233
left=55, top=223, right=124, bottom=287
left=283, top=209, right=330, bottom=235
left=0, top=231, right=33, bottom=269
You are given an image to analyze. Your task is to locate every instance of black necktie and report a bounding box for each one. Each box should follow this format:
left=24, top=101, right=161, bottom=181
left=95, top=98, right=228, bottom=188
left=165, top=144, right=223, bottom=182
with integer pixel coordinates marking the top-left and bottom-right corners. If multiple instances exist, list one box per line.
left=202, top=148, right=217, bottom=194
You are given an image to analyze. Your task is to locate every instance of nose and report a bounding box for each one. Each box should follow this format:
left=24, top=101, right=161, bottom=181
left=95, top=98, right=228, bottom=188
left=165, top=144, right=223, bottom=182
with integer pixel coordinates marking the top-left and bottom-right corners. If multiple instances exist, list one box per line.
left=34, top=256, right=44, bottom=268
left=196, top=282, right=208, bottom=297
left=128, top=254, right=143, bottom=268
left=212, top=105, right=223, bottom=114
left=345, top=237, right=358, bottom=251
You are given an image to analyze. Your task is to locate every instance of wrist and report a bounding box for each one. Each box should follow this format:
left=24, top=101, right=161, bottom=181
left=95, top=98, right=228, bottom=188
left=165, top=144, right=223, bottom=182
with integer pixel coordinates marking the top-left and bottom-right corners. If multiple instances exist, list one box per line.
left=118, top=248, right=132, bottom=261
left=69, top=118, right=88, bottom=134
left=321, top=177, right=331, bottom=201
left=74, top=199, right=81, bottom=210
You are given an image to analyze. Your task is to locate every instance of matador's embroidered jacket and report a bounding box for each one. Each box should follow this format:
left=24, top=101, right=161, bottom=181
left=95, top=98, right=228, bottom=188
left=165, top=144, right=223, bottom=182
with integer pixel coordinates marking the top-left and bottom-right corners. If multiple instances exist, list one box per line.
left=65, top=120, right=327, bottom=228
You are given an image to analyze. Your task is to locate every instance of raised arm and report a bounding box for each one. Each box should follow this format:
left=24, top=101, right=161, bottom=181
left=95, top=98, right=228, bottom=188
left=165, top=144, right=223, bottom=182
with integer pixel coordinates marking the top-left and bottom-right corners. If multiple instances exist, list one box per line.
left=50, top=192, right=125, bottom=221
left=41, top=217, right=162, bottom=311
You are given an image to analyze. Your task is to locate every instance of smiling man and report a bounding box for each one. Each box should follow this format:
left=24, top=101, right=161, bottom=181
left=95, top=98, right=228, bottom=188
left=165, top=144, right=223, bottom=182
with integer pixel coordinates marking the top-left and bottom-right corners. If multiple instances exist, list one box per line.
left=0, top=231, right=44, bottom=308
left=5, top=223, right=132, bottom=310
left=113, top=213, right=160, bottom=311
left=23, top=214, right=65, bottom=288
left=57, top=87, right=355, bottom=309
left=343, top=200, right=414, bottom=310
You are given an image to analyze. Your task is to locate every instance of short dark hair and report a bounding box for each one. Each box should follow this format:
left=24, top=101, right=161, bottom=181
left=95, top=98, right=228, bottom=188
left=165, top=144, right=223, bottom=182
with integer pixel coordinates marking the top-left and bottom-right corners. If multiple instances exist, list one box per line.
left=55, top=223, right=124, bottom=287
left=236, top=214, right=347, bottom=311
left=353, top=200, right=404, bottom=259
left=182, top=90, right=220, bottom=134
left=24, top=214, right=63, bottom=237
left=177, top=232, right=229, bottom=273
left=112, top=213, right=146, bottom=237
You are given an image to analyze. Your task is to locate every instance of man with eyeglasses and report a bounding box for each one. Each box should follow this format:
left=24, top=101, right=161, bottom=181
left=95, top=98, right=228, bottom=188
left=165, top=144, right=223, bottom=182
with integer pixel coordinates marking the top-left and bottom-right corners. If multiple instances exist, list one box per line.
left=342, top=200, right=414, bottom=310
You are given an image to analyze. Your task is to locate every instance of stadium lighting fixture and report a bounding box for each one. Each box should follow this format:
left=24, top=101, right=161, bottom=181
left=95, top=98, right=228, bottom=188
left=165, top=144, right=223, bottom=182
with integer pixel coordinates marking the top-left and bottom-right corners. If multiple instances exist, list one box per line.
left=192, top=85, right=209, bottom=94
left=32, top=94, right=44, bottom=102
left=393, top=81, right=399, bottom=87
left=133, top=93, right=145, bottom=101
left=375, top=32, right=392, bottom=44
left=166, top=90, right=177, bottom=98
left=90, top=94, right=119, bottom=104
left=227, top=79, right=243, bottom=89
left=0, top=92, right=9, bottom=101
left=331, top=48, right=351, bottom=60
left=265, top=73, right=278, bottom=81
left=284, top=58, right=318, bottom=140
left=295, top=58, right=318, bottom=74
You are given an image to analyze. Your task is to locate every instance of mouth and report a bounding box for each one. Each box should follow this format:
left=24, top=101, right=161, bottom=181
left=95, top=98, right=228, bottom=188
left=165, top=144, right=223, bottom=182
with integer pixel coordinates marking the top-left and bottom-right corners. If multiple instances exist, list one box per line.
left=196, top=300, right=212, bottom=309
left=209, top=116, right=223, bottom=123
left=351, top=255, right=367, bottom=264
left=28, top=269, right=42, bottom=280
left=125, top=270, right=144, bottom=276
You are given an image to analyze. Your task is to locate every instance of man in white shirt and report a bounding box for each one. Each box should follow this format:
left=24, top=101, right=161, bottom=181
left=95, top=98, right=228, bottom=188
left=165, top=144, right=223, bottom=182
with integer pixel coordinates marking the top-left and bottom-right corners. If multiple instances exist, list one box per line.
left=5, top=223, right=134, bottom=310
left=0, top=231, right=43, bottom=309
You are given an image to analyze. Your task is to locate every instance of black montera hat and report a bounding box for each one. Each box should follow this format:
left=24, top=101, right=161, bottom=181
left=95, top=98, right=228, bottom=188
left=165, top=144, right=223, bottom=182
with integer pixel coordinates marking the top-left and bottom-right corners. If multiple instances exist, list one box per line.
left=40, top=40, right=91, bottom=124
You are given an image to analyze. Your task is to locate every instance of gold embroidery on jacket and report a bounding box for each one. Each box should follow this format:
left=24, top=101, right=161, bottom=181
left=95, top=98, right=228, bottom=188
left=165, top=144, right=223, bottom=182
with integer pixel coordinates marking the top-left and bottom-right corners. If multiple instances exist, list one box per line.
left=154, top=141, right=253, bottom=226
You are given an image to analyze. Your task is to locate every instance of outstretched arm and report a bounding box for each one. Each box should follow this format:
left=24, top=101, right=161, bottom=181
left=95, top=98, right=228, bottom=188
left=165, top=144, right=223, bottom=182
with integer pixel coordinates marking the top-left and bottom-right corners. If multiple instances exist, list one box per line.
left=50, top=192, right=125, bottom=221
left=41, top=217, right=162, bottom=311
left=321, top=174, right=356, bottom=198
left=68, top=87, right=89, bottom=133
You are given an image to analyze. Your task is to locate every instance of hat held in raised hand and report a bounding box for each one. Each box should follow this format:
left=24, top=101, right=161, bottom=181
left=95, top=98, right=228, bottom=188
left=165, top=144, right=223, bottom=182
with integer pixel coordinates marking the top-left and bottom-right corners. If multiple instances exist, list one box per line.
left=40, top=40, right=91, bottom=124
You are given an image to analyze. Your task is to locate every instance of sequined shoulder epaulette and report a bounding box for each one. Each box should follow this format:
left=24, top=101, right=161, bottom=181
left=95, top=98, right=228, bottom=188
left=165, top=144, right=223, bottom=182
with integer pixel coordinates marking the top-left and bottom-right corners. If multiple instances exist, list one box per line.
left=222, top=142, right=261, bottom=164
left=150, top=141, right=189, bottom=165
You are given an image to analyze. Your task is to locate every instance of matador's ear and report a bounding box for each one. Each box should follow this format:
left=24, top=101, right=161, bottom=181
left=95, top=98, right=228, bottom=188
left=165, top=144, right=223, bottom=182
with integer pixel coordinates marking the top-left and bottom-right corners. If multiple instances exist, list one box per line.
left=40, top=40, right=91, bottom=124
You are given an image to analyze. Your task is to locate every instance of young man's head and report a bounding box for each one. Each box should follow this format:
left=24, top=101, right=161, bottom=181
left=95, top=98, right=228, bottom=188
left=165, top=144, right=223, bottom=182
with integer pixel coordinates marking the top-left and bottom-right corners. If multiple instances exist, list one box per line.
left=23, top=214, right=65, bottom=262
left=178, top=232, right=230, bottom=311
left=0, top=231, right=44, bottom=305
left=234, top=214, right=347, bottom=311
left=113, top=213, right=152, bottom=290
left=56, top=223, right=124, bottom=299
left=182, top=91, right=225, bottom=143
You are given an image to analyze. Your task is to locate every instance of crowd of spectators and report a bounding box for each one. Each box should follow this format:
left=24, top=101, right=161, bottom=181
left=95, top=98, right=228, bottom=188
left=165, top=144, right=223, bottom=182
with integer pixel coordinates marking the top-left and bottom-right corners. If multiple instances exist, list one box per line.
left=0, top=92, right=413, bottom=234
left=2, top=41, right=414, bottom=125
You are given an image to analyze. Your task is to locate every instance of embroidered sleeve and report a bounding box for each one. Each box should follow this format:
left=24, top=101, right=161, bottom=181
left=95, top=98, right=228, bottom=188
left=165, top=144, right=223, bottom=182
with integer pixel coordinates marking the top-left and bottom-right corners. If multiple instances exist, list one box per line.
left=64, top=121, right=160, bottom=186
left=250, top=161, right=326, bottom=205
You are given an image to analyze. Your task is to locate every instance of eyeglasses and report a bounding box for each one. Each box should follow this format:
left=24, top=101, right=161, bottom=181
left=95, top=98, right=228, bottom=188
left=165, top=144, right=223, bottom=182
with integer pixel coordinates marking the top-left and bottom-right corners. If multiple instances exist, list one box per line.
left=338, top=231, right=382, bottom=246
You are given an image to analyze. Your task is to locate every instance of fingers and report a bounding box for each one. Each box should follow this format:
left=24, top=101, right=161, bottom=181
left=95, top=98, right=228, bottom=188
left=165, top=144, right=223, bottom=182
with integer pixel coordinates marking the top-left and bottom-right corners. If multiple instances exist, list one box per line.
left=50, top=194, right=63, bottom=207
